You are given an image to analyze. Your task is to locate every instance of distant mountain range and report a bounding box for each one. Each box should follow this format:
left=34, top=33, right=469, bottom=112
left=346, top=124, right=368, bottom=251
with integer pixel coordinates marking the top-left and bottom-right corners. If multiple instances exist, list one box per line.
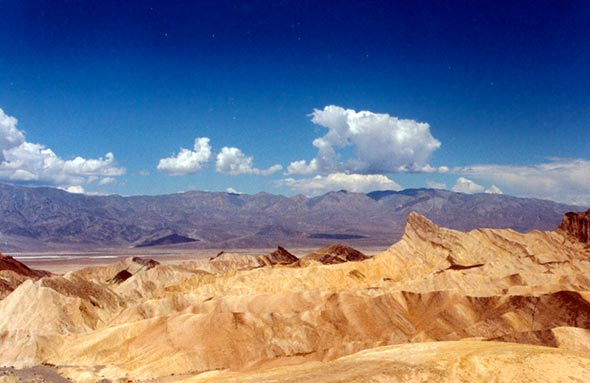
left=0, top=182, right=584, bottom=251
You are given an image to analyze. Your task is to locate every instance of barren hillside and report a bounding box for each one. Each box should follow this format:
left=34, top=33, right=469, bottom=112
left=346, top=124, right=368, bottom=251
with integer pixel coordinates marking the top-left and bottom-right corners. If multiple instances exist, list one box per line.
left=0, top=183, right=582, bottom=250
left=1, top=211, right=590, bottom=382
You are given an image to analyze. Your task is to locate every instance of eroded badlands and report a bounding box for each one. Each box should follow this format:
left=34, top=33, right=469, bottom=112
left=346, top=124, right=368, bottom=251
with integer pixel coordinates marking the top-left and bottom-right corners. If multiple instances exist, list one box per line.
left=1, top=211, right=590, bottom=382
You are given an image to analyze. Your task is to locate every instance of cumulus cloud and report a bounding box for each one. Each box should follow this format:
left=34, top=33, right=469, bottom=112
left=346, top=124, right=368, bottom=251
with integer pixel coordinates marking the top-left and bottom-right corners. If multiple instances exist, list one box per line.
left=61, top=185, right=85, bottom=194
left=226, top=187, right=242, bottom=194
left=157, top=137, right=212, bottom=175
left=451, top=177, right=502, bottom=195
left=0, top=109, right=25, bottom=159
left=484, top=184, right=503, bottom=194
left=452, top=177, right=485, bottom=194
left=458, top=159, right=590, bottom=205
left=286, top=159, right=319, bottom=175
left=287, top=105, right=443, bottom=175
left=278, top=172, right=401, bottom=196
left=0, top=108, right=125, bottom=187
left=216, top=147, right=282, bottom=176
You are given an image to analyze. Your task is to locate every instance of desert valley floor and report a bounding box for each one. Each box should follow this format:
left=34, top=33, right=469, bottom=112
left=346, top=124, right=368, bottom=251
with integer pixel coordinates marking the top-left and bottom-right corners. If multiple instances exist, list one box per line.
left=1, top=211, right=590, bottom=383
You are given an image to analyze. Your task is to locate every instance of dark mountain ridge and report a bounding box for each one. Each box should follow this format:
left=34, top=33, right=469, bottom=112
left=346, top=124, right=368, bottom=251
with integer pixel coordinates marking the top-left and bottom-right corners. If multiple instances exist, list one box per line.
left=0, top=183, right=584, bottom=251
left=135, top=234, right=198, bottom=248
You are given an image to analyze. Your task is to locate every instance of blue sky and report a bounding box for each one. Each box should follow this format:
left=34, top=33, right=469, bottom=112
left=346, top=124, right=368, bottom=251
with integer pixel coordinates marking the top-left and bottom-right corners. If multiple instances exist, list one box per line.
left=0, top=1, right=589, bottom=204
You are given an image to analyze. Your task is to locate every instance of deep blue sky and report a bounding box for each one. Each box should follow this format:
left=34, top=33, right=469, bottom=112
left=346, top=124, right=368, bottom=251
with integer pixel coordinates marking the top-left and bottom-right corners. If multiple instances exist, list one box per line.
left=0, top=1, right=588, bottom=204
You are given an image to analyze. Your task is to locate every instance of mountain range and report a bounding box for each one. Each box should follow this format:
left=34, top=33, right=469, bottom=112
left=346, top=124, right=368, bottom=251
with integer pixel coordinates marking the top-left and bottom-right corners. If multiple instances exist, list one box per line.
left=0, top=182, right=584, bottom=251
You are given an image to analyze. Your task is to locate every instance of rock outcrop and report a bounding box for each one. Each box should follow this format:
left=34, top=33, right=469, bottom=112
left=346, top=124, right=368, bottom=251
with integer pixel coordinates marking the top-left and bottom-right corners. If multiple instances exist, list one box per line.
left=302, top=243, right=369, bottom=264
left=0, top=254, right=49, bottom=279
left=0, top=254, right=49, bottom=299
left=257, top=246, right=299, bottom=266
left=1, top=212, right=590, bottom=382
left=558, top=209, right=590, bottom=243
left=109, top=269, right=133, bottom=284
left=130, top=256, right=159, bottom=270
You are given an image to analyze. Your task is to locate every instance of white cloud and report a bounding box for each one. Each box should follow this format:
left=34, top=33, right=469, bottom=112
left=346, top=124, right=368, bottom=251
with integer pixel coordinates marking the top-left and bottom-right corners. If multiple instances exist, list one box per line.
left=98, top=177, right=116, bottom=185
left=0, top=109, right=25, bottom=160
left=451, top=177, right=501, bottom=195
left=426, top=180, right=447, bottom=190
left=226, top=187, right=242, bottom=194
left=278, top=172, right=401, bottom=196
left=452, top=177, right=485, bottom=194
left=458, top=159, right=590, bottom=205
left=484, top=184, right=503, bottom=194
left=62, top=152, right=123, bottom=176
left=286, top=159, right=319, bottom=175
left=216, top=146, right=282, bottom=176
left=157, top=137, right=212, bottom=175
left=61, top=185, right=85, bottom=194
left=287, top=105, right=443, bottom=175
left=0, top=109, right=125, bottom=187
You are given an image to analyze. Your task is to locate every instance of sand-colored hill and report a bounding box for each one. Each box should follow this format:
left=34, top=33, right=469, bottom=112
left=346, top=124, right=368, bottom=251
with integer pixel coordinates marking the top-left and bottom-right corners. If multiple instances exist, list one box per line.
left=182, top=341, right=590, bottom=383
left=1, top=212, right=590, bottom=382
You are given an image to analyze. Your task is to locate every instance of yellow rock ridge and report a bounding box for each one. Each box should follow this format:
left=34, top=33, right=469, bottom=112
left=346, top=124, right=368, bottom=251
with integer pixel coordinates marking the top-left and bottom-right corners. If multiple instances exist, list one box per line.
left=1, top=212, right=590, bottom=382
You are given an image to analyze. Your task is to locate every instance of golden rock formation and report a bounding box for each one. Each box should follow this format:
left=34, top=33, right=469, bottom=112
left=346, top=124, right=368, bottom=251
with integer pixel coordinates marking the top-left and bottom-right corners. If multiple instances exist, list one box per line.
left=1, top=212, right=590, bottom=382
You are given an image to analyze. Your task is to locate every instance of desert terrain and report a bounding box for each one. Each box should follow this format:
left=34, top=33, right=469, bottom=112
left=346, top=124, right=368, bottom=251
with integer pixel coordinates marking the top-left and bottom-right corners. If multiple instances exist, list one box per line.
left=0, top=183, right=578, bottom=252
left=1, top=210, right=590, bottom=382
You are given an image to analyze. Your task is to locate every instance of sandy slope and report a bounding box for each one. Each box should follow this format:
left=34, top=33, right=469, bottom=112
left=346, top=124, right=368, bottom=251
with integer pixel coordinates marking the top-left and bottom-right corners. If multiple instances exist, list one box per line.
left=1, top=212, right=590, bottom=382
left=182, top=341, right=590, bottom=383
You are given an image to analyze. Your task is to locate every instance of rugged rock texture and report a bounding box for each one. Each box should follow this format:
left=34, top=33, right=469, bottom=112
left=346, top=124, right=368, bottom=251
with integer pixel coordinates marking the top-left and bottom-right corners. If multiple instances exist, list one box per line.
left=558, top=209, right=590, bottom=243
left=1, top=212, right=590, bottom=382
left=130, top=256, right=159, bottom=270
left=0, top=182, right=583, bottom=250
left=109, top=269, right=133, bottom=284
left=0, top=253, right=49, bottom=299
left=0, top=254, right=48, bottom=279
left=302, top=243, right=368, bottom=264
left=257, top=246, right=299, bottom=265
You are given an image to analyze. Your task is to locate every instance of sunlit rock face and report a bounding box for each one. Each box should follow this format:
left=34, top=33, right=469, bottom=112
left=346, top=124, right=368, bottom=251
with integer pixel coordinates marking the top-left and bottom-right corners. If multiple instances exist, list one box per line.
left=1, top=212, right=590, bottom=382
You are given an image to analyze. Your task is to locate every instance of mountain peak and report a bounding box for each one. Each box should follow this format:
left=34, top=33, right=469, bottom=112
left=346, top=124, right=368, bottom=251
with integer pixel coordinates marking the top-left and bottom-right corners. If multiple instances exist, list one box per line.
left=404, top=212, right=440, bottom=239
left=257, top=246, right=299, bottom=266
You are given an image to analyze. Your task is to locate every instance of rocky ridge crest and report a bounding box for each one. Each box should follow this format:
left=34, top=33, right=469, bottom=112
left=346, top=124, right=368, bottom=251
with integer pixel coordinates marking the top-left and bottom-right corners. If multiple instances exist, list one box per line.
left=1, top=211, right=590, bottom=382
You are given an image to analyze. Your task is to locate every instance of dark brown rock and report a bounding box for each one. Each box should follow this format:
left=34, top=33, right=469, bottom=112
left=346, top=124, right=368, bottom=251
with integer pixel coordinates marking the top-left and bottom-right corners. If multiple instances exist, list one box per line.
left=109, top=269, right=133, bottom=284
left=303, top=244, right=369, bottom=265
left=558, top=210, right=590, bottom=243
left=0, top=253, right=49, bottom=278
left=257, top=247, right=299, bottom=266
left=131, top=257, right=160, bottom=270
